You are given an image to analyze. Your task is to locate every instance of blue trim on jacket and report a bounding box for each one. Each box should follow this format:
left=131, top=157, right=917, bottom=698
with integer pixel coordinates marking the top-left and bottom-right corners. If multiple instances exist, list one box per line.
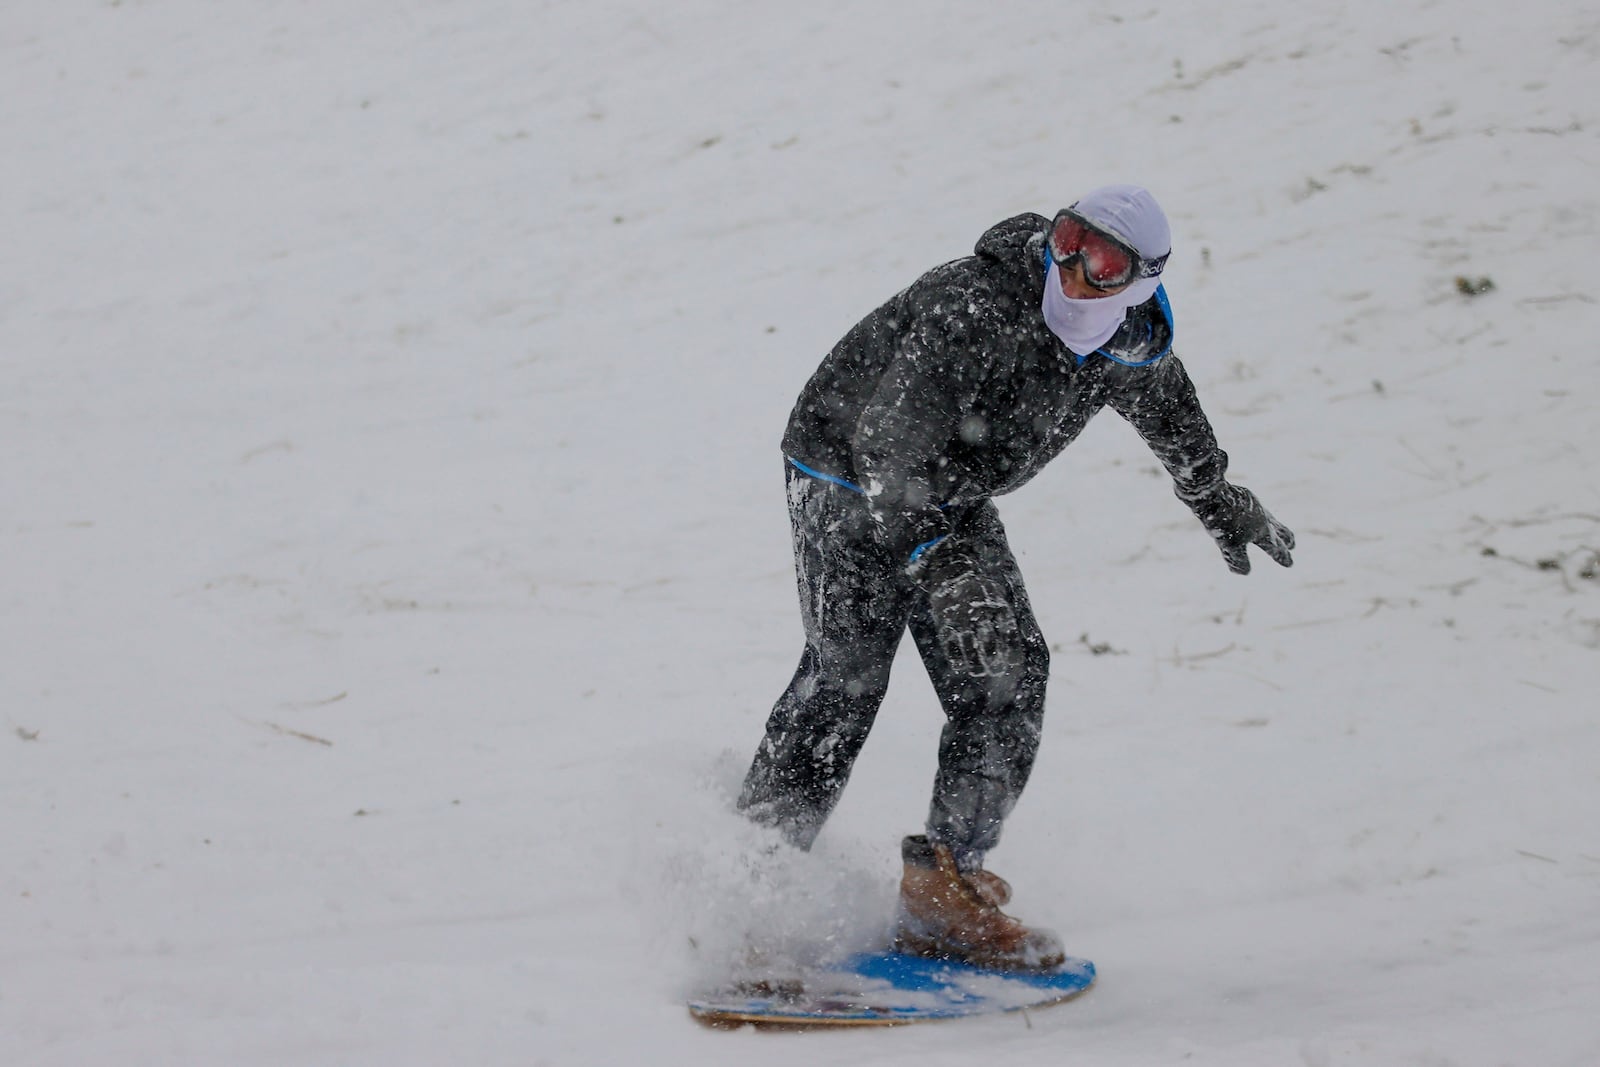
left=909, top=536, right=947, bottom=564
left=787, top=455, right=865, bottom=493
left=786, top=456, right=949, bottom=566
left=1080, top=283, right=1174, bottom=368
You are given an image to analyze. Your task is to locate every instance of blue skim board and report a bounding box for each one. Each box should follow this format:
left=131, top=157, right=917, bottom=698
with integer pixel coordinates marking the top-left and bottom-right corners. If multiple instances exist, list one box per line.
left=688, top=951, right=1095, bottom=1029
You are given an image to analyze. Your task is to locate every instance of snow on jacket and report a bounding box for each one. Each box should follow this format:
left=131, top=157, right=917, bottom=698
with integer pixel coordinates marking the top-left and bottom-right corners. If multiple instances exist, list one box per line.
left=780, top=212, right=1234, bottom=564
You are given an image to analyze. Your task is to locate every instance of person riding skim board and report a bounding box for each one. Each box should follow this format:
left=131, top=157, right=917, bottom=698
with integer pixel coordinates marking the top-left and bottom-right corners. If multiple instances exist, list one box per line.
left=737, top=185, right=1295, bottom=972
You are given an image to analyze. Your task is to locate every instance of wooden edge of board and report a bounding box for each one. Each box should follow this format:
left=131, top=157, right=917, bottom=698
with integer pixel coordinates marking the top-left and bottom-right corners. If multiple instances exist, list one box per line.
left=687, top=978, right=1094, bottom=1031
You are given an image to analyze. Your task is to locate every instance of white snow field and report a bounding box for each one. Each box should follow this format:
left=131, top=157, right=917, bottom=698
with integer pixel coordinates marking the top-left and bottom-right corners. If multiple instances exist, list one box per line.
left=4, top=2, right=1598, bottom=1064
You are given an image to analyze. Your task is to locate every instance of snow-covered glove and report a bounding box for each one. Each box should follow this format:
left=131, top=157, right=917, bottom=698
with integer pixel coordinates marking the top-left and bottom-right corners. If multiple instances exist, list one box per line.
left=922, top=551, right=1023, bottom=678
left=1190, top=484, right=1295, bottom=575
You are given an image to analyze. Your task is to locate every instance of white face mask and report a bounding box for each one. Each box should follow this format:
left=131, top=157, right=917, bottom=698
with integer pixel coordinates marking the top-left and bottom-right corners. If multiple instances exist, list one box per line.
left=1041, top=260, right=1162, bottom=357
left=1039, top=183, right=1171, bottom=357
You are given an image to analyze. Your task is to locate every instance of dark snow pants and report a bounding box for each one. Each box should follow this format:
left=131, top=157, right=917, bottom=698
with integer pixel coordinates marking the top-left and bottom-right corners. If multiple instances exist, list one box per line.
left=738, top=464, right=1051, bottom=865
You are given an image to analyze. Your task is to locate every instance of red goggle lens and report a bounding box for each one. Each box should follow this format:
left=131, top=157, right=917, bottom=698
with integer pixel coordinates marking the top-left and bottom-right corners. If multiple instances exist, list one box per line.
left=1049, top=215, right=1136, bottom=288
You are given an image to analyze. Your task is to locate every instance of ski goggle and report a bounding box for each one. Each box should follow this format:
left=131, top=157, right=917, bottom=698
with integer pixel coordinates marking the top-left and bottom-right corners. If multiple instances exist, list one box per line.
left=1047, top=208, right=1169, bottom=290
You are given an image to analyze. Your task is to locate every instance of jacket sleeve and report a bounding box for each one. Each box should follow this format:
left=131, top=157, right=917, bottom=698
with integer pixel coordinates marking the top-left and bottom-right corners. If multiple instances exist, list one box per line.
left=852, top=288, right=987, bottom=567
left=1103, top=352, right=1231, bottom=508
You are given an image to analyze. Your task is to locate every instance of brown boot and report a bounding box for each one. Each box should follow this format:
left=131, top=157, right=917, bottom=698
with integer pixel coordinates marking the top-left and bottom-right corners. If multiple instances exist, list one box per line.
left=965, top=869, right=1012, bottom=909
left=893, top=835, right=1065, bottom=973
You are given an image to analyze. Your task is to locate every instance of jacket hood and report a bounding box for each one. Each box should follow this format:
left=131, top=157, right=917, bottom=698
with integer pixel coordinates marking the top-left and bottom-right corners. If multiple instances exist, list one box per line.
left=974, top=213, right=1051, bottom=287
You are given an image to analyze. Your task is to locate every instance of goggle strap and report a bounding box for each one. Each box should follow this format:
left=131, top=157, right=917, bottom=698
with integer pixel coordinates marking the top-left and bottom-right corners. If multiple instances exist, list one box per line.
left=1137, top=249, right=1170, bottom=278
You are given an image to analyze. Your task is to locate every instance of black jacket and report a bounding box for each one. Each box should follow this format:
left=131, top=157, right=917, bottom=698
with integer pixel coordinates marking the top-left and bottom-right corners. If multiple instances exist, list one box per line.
left=781, top=213, right=1233, bottom=564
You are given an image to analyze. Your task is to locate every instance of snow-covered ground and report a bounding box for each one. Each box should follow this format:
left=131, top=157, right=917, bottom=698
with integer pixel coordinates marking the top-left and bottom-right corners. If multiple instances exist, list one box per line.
left=4, top=2, right=1598, bottom=1064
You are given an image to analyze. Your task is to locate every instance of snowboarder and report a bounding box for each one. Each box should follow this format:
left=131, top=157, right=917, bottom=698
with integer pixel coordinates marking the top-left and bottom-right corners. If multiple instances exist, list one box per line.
left=736, top=185, right=1295, bottom=972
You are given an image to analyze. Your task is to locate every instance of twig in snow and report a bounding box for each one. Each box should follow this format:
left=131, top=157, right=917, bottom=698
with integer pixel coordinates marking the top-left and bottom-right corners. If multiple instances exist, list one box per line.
left=1304, top=526, right=1382, bottom=544
left=1168, top=643, right=1237, bottom=666
left=264, top=722, right=334, bottom=747
left=1471, top=511, right=1600, bottom=531
left=1362, top=596, right=1419, bottom=617
left=1078, top=632, right=1127, bottom=656
left=1479, top=545, right=1600, bottom=592
left=284, top=691, right=348, bottom=710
